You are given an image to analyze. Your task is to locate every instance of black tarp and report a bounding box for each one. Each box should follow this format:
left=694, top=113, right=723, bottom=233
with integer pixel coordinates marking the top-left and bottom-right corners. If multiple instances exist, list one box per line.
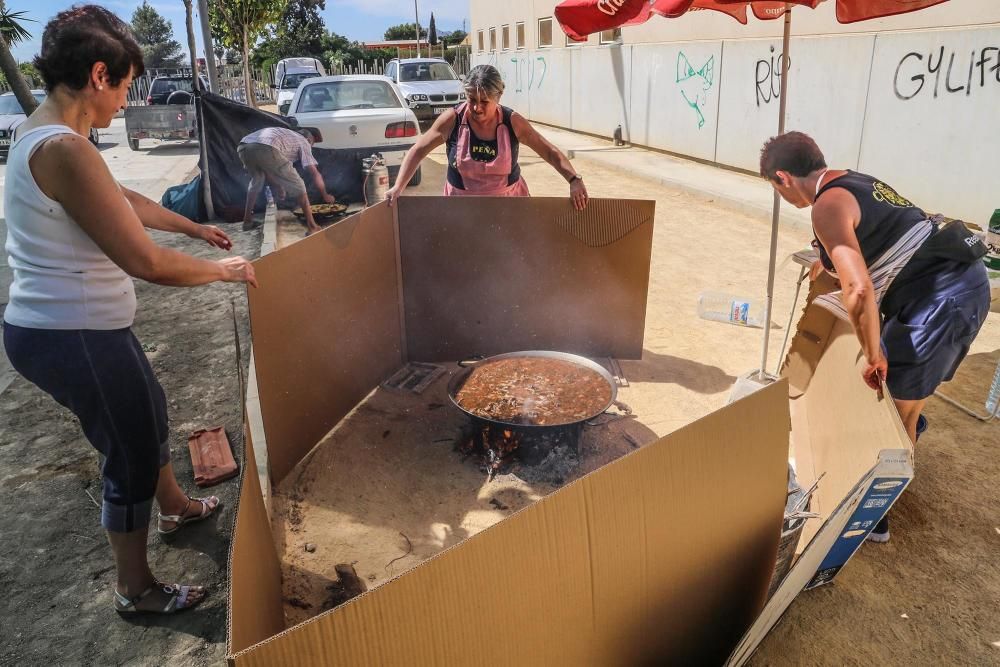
left=197, top=92, right=370, bottom=222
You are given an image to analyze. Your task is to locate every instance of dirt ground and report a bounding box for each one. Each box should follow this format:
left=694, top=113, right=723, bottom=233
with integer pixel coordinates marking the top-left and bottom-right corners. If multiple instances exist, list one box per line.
left=2, top=133, right=997, bottom=666
left=0, top=217, right=258, bottom=666
left=274, top=143, right=1000, bottom=666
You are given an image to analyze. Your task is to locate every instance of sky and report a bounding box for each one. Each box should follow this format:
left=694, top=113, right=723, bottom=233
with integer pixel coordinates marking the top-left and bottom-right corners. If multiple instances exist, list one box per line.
left=11, top=0, right=470, bottom=63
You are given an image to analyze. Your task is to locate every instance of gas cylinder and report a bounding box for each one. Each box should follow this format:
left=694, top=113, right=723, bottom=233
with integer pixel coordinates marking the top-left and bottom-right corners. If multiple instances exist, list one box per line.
left=362, top=154, right=389, bottom=207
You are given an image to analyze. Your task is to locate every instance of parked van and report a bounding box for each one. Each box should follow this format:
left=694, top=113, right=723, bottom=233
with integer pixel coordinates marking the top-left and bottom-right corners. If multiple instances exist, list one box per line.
left=275, top=57, right=327, bottom=115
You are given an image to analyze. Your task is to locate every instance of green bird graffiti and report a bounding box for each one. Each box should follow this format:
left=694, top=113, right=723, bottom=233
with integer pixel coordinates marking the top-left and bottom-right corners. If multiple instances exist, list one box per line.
left=676, top=52, right=715, bottom=128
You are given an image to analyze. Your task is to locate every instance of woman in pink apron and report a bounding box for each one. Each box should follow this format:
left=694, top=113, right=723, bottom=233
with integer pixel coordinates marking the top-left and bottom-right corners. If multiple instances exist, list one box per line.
left=386, top=65, right=588, bottom=209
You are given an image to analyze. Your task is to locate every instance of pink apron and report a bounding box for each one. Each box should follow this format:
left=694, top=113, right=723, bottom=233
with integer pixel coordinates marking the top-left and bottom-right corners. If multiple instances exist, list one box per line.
left=443, top=103, right=530, bottom=197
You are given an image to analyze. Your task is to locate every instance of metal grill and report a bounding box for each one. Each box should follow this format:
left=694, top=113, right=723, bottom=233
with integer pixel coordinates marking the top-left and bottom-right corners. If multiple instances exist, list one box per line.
left=429, top=94, right=444, bottom=102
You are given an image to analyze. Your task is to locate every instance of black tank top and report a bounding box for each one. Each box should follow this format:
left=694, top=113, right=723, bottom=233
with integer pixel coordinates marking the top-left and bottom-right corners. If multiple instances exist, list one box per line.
left=446, top=105, right=521, bottom=191
left=815, top=171, right=967, bottom=316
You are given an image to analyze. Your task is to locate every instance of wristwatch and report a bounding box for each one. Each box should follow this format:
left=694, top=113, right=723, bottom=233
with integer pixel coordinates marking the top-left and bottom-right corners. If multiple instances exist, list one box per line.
left=569, top=174, right=583, bottom=183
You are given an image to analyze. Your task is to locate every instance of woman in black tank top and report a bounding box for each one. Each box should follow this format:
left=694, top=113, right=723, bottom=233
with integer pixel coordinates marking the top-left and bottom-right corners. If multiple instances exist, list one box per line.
left=385, top=65, right=588, bottom=209
left=760, top=133, right=989, bottom=445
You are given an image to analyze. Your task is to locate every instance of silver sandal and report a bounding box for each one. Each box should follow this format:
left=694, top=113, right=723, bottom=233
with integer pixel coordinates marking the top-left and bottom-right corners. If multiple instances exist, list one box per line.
left=113, top=580, right=206, bottom=614
left=157, top=495, right=221, bottom=536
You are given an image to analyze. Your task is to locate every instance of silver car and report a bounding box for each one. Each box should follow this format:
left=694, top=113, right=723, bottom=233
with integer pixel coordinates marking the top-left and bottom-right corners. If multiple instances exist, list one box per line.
left=384, top=58, right=465, bottom=131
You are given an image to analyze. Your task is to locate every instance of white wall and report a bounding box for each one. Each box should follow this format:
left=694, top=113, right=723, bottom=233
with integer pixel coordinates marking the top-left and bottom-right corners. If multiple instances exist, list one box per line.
left=629, top=41, right=723, bottom=161
left=858, top=26, right=1000, bottom=221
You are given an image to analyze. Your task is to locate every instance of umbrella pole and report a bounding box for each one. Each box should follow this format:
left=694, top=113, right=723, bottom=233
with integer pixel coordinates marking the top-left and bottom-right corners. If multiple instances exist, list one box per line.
left=757, top=4, right=793, bottom=380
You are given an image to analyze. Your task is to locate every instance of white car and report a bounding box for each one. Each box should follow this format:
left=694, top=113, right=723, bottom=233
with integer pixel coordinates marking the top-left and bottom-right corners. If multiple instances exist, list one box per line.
left=288, top=75, right=422, bottom=185
left=0, top=90, right=99, bottom=161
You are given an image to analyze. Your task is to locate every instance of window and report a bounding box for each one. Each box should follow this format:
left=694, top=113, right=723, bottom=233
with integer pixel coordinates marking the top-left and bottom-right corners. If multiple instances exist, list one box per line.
left=385, top=62, right=396, bottom=81
left=477, top=30, right=484, bottom=52
left=600, top=27, right=622, bottom=45
left=516, top=22, right=526, bottom=49
left=398, top=62, right=460, bottom=82
left=296, top=81, right=401, bottom=114
left=537, top=17, right=553, bottom=48
left=501, top=25, right=510, bottom=51
left=279, top=72, right=320, bottom=90
left=489, top=27, right=497, bottom=51
left=566, top=32, right=585, bottom=46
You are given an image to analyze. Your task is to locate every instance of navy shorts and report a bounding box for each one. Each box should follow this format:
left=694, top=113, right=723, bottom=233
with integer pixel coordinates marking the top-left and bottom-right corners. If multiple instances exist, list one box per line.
left=2, top=323, right=170, bottom=532
left=882, top=262, right=992, bottom=401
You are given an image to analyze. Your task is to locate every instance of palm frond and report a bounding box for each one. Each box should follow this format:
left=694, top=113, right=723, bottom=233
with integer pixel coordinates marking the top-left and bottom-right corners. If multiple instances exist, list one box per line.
left=0, top=9, right=35, bottom=46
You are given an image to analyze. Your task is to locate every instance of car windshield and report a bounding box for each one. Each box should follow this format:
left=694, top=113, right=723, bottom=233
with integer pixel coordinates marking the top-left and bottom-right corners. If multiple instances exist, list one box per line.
left=296, top=81, right=400, bottom=113
left=281, top=72, right=320, bottom=90
left=0, top=94, right=45, bottom=115
left=151, top=78, right=195, bottom=94
left=399, top=62, right=459, bottom=82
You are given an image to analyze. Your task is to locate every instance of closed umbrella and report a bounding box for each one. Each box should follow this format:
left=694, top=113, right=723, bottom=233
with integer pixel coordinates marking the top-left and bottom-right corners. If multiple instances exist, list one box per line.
left=556, top=0, right=951, bottom=378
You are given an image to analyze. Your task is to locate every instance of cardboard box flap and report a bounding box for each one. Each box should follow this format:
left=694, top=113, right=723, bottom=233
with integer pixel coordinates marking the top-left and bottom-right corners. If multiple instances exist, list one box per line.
left=227, top=381, right=790, bottom=666
left=247, top=204, right=405, bottom=484
left=228, top=422, right=285, bottom=655
left=398, top=197, right=654, bottom=362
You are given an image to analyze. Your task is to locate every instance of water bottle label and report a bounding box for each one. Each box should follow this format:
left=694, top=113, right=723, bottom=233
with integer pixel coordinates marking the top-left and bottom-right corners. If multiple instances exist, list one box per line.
left=730, top=300, right=750, bottom=325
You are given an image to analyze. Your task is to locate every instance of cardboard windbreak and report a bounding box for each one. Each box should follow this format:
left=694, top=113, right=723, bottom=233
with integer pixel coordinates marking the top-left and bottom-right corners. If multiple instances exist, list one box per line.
left=725, top=278, right=914, bottom=666
left=235, top=202, right=913, bottom=666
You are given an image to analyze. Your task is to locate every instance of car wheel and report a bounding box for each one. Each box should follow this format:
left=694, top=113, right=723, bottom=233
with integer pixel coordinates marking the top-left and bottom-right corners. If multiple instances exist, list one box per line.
left=409, top=166, right=422, bottom=187
left=128, top=137, right=140, bottom=151
left=89, top=129, right=99, bottom=146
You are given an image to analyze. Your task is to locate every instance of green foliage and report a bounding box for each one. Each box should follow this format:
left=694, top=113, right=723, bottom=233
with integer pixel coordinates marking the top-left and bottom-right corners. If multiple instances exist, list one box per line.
left=428, top=13, right=437, bottom=46
left=0, top=7, right=34, bottom=46
left=250, top=0, right=326, bottom=68
left=208, top=0, right=287, bottom=53
left=383, top=23, right=426, bottom=42
left=131, top=1, right=183, bottom=68
left=323, top=33, right=393, bottom=71
left=444, top=30, right=467, bottom=45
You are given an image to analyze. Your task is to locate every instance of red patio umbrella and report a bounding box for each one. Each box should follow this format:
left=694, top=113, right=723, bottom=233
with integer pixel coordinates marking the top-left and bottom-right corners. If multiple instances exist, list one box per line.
left=555, top=0, right=951, bottom=377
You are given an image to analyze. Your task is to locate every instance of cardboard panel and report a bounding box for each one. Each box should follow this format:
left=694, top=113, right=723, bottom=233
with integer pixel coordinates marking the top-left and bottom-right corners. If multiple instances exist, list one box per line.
left=248, top=205, right=404, bottom=483
left=399, top=196, right=654, bottom=361
left=228, top=424, right=286, bottom=657
left=228, top=381, right=789, bottom=666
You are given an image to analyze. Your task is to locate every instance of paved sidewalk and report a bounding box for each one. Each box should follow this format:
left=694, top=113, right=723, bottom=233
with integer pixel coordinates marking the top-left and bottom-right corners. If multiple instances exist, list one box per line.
left=534, top=124, right=812, bottom=230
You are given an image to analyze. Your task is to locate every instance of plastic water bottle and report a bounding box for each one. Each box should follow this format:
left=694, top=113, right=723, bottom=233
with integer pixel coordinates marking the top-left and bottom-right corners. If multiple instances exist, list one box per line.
left=264, top=186, right=274, bottom=208
left=986, top=359, right=1000, bottom=416
left=697, top=291, right=764, bottom=328
left=985, top=208, right=1000, bottom=271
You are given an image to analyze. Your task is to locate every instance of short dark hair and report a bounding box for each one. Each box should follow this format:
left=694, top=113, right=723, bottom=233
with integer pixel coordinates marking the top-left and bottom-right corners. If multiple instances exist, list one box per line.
left=759, top=131, right=827, bottom=181
left=297, top=127, right=321, bottom=143
left=34, top=5, right=144, bottom=93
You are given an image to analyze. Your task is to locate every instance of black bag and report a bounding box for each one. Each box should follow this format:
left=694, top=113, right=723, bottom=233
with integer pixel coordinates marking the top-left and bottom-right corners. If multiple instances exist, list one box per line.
left=917, top=215, right=988, bottom=264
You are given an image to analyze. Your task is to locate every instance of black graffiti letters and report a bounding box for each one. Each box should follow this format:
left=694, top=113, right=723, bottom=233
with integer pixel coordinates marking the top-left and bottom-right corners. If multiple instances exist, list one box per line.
left=756, top=45, right=788, bottom=107
left=894, top=46, right=1000, bottom=100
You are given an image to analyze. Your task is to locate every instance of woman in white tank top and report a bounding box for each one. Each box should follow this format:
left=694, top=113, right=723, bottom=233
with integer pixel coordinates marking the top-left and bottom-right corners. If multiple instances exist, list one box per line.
left=2, top=6, right=257, bottom=616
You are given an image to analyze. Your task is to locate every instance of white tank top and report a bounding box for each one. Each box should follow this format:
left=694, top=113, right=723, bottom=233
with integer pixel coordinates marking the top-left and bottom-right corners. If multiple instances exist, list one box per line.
left=3, top=125, right=136, bottom=330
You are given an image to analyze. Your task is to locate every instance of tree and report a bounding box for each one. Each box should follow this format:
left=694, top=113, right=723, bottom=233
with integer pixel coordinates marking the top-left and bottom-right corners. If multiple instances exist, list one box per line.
left=428, top=13, right=437, bottom=46
left=181, top=0, right=200, bottom=91
left=444, top=30, right=467, bottom=46
left=209, top=0, right=285, bottom=108
left=0, top=3, right=38, bottom=115
left=321, top=32, right=392, bottom=73
left=251, top=0, right=327, bottom=69
left=131, top=1, right=183, bottom=69
left=384, top=23, right=426, bottom=42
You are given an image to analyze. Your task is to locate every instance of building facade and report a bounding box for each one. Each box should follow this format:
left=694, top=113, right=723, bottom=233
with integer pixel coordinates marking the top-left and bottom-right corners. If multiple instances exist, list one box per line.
left=469, top=1, right=1000, bottom=223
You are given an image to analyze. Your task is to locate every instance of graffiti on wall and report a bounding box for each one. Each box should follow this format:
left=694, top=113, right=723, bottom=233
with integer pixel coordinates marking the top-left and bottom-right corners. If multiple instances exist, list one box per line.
left=894, top=46, right=1000, bottom=100
left=755, top=45, right=788, bottom=107
left=676, top=52, right=714, bottom=128
left=484, top=52, right=549, bottom=93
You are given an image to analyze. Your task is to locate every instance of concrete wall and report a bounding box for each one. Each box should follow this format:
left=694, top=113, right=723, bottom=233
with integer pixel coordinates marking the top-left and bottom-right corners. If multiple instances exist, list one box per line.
left=469, top=4, right=1000, bottom=223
